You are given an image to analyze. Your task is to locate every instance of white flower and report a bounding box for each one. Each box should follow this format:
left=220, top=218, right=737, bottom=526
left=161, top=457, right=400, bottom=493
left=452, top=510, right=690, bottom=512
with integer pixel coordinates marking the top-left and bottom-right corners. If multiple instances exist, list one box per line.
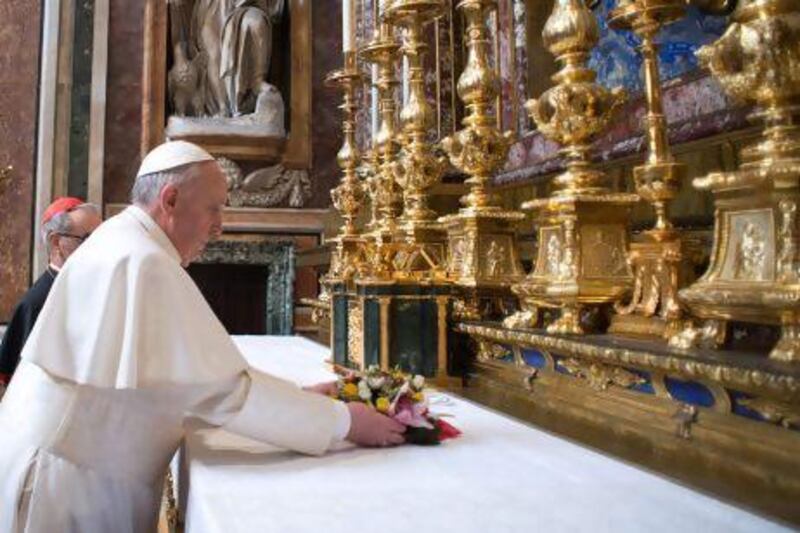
left=412, top=375, right=425, bottom=390
left=367, top=376, right=386, bottom=389
left=358, top=379, right=372, bottom=401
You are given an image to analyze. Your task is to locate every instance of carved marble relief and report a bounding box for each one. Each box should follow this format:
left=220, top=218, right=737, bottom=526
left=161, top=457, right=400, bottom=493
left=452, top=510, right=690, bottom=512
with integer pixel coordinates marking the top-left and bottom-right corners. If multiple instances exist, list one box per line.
left=720, top=210, right=775, bottom=282
left=581, top=225, right=629, bottom=278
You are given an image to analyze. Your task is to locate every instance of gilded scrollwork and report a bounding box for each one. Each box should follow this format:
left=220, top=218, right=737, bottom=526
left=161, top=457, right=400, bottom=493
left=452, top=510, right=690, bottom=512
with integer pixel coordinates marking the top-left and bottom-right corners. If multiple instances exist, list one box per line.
left=777, top=200, right=798, bottom=283
left=557, top=357, right=647, bottom=392
left=476, top=340, right=510, bottom=362
left=347, top=301, right=364, bottom=369
left=457, top=323, right=800, bottom=401
left=737, top=397, right=800, bottom=429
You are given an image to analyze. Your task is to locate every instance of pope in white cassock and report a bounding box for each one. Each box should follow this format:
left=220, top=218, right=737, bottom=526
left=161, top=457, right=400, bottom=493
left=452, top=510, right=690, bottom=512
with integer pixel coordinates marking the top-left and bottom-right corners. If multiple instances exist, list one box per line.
left=0, top=141, right=405, bottom=532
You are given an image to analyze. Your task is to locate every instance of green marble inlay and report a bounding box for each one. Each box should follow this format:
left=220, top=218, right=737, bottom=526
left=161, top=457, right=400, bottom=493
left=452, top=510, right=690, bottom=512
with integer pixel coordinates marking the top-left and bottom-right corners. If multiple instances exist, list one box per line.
left=69, top=0, right=94, bottom=198
left=332, top=295, right=349, bottom=366
left=390, top=298, right=438, bottom=377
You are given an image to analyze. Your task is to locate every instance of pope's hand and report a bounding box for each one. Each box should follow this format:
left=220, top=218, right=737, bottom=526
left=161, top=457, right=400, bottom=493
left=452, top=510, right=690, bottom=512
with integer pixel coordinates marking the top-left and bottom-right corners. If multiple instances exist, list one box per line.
left=302, top=381, right=338, bottom=396
left=345, top=402, right=406, bottom=447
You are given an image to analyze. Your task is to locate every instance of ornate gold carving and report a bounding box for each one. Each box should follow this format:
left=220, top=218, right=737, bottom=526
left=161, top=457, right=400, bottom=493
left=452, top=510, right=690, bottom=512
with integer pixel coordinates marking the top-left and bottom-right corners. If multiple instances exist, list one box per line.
left=509, top=0, right=636, bottom=334
left=458, top=323, right=800, bottom=401
left=612, top=238, right=695, bottom=338
left=678, top=0, right=800, bottom=361
left=557, top=357, right=647, bottom=392
left=777, top=200, right=798, bottom=283
left=347, top=300, right=364, bottom=369
left=502, top=309, right=539, bottom=330
left=476, top=340, right=509, bottom=361
left=738, top=397, right=800, bottom=429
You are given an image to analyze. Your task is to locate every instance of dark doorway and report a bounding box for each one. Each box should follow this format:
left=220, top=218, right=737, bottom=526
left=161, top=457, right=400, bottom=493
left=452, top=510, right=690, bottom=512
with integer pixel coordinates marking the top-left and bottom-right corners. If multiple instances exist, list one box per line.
left=188, top=263, right=269, bottom=334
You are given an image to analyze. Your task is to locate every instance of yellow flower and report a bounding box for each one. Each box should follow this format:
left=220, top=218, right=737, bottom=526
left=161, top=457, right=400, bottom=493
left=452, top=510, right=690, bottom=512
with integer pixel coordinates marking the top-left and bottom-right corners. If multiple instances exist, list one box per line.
left=412, top=392, right=424, bottom=403
left=376, top=397, right=390, bottom=413
left=342, top=383, right=359, bottom=399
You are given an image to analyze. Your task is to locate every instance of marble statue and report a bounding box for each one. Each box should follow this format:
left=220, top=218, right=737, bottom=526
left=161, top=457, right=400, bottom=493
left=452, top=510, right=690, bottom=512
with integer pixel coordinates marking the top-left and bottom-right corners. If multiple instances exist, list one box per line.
left=166, top=0, right=286, bottom=138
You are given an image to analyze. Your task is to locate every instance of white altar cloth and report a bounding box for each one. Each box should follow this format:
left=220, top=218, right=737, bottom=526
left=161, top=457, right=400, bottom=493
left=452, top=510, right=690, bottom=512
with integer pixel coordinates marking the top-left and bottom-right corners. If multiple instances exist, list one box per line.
left=180, top=335, right=788, bottom=533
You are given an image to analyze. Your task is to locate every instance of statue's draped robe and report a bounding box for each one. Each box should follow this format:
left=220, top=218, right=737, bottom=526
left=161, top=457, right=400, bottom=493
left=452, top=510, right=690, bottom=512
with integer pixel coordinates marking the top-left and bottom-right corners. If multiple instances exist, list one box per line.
left=191, top=0, right=283, bottom=116
left=0, top=206, right=343, bottom=533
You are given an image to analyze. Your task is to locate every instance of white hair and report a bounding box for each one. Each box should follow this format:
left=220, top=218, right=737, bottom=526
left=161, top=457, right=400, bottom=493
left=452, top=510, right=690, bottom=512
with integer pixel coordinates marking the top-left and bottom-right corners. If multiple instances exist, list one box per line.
left=130, top=163, right=205, bottom=207
left=41, top=203, right=101, bottom=247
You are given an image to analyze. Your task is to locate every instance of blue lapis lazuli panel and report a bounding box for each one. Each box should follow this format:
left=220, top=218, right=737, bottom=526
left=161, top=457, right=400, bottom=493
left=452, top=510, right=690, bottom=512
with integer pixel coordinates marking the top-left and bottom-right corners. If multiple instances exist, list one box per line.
left=522, top=349, right=547, bottom=368
left=589, top=0, right=728, bottom=92
left=729, top=391, right=767, bottom=423
left=665, top=377, right=715, bottom=407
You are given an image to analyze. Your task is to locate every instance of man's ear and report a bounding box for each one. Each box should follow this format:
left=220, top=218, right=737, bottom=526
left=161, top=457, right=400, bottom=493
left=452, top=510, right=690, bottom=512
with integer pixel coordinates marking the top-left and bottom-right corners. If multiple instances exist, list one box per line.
left=48, top=232, right=60, bottom=252
left=160, top=184, right=179, bottom=214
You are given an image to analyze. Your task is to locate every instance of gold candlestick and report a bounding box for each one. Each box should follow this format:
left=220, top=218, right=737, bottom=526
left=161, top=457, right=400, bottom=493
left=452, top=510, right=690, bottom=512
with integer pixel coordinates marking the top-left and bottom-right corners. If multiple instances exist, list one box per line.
left=383, top=0, right=449, bottom=279
left=607, top=0, right=693, bottom=339
left=438, top=0, right=525, bottom=319
left=324, top=52, right=366, bottom=283
left=506, top=0, right=637, bottom=334
left=359, top=22, right=405, bottom=280
left=672, top=0, right=800, bottom=362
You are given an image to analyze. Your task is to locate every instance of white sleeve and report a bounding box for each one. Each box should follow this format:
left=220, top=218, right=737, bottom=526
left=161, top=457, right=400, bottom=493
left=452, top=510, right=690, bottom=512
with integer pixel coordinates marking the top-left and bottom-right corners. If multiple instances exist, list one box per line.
left=222, top=368, right=341, bottom=456
left=331, top=399, right=351, bottom=442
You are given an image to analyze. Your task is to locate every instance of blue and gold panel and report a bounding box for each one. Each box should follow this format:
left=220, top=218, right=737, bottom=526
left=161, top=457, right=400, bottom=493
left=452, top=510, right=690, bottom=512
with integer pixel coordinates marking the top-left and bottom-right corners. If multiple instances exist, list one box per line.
left=664, top=377, right=715, bottom=408
left=729, top=390, right=766, bottom=423
left=521, top=348, right=548, bottom=369
left=590, top=0, right=727, bottom=92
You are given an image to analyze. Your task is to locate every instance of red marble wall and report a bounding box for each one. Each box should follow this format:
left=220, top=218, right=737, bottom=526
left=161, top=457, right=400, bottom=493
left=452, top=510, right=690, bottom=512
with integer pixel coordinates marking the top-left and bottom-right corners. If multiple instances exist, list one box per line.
left=0, top=0, right=41, bottom=320
left=309, top=0, right=347, bottom=209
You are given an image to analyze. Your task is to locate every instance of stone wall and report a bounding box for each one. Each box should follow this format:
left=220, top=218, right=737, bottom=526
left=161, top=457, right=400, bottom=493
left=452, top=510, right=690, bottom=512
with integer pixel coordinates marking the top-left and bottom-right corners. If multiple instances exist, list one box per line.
left=0, top=0, right=41, bottom=320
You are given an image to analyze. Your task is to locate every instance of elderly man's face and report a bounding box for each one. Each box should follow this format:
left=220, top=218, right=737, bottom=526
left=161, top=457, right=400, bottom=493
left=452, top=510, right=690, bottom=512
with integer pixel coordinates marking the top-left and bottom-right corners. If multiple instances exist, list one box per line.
left=165, top=161, right=227, bottom=266
left=53, top=207, right=102, bottom=264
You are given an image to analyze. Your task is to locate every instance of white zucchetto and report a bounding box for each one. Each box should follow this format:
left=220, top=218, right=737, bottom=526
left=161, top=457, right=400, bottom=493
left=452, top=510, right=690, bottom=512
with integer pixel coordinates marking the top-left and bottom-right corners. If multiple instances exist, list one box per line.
left=136, top=140, right=216, bottom=178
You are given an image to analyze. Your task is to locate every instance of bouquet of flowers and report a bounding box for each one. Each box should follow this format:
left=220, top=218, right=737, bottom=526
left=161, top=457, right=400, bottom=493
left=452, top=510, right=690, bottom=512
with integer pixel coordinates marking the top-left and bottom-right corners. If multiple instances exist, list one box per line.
left=335, top=365, right=461, bottom=445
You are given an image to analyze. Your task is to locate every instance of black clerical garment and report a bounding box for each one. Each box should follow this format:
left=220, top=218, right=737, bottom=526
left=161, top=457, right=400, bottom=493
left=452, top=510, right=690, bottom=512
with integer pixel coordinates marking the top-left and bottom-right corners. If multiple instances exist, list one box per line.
left=0, top=268, right=57, bottom=384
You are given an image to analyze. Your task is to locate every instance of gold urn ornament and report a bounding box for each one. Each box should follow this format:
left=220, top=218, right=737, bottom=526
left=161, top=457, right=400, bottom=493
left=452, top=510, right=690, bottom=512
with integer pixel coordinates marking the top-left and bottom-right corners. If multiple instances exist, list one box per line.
left=673, top=0, right=800, bottom=362
left=506, top=0, right=638, bottom=335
